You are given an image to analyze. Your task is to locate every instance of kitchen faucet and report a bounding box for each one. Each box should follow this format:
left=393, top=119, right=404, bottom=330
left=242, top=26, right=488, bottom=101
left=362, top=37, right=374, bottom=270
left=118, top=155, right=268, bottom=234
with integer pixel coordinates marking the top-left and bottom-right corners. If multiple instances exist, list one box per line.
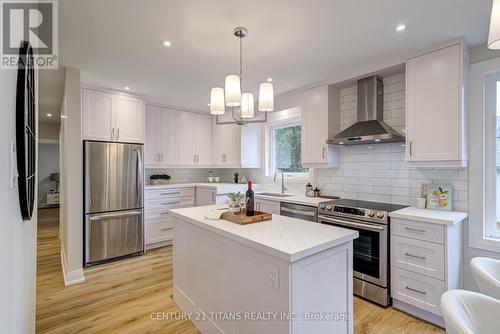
left=274, top=170, right=287, bottom=194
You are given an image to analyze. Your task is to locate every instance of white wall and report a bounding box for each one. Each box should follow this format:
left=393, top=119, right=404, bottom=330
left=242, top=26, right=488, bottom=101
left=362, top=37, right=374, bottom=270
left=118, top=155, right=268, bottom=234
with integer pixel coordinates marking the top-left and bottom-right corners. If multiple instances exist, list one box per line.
left=0, top=66, right=38, bottom=332
left=38, top=143, right=59, bottom=207
left=39, top=122, right=60, bottom=141
left=59, top=67, right=84, bottom=285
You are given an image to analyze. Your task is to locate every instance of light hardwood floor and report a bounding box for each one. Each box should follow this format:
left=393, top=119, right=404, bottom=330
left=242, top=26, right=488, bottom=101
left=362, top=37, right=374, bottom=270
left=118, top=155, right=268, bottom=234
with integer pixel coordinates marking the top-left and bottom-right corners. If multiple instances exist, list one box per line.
left=36, top=208, right=444, bottom=334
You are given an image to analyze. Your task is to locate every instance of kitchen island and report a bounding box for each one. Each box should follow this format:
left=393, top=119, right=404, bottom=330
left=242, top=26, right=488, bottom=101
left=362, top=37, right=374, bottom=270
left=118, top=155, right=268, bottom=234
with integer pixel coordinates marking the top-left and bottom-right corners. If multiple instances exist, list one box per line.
left=170, top=205, right=358, bottom=334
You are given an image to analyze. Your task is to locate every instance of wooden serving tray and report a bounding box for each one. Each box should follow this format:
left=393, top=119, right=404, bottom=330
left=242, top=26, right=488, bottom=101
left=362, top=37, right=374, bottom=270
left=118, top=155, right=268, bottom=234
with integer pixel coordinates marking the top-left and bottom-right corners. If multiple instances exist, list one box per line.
left=220, top=210, right=272, bottom=225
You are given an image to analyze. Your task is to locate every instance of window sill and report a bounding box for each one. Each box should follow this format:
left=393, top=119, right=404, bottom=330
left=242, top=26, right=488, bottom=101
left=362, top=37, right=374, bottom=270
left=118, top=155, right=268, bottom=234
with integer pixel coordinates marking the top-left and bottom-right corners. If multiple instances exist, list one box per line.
left=470, top=235, right=500, bottom=253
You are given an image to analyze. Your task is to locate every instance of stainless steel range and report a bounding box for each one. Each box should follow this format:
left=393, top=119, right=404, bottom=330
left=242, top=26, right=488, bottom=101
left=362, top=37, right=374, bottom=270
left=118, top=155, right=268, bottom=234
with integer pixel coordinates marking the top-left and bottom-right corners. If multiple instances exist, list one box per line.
left=318, top=199, right=407, bottom=306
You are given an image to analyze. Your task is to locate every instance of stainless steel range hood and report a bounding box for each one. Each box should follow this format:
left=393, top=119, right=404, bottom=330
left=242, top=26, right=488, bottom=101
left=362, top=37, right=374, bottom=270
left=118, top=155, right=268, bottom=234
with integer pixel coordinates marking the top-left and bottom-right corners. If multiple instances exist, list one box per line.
left=327, top=75, right=405, bottom=146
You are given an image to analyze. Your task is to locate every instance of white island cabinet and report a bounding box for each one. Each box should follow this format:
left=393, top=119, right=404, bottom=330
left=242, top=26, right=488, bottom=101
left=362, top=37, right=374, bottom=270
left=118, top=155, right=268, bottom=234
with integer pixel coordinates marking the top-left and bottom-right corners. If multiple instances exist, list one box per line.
left=170, top=205, right=358, bottom=334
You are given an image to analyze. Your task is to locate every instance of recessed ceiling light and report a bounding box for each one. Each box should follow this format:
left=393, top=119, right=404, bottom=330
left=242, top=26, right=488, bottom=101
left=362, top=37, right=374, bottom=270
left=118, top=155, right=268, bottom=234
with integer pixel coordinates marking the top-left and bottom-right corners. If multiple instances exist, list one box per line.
left=124, top=86, right=130, bottom=90
left=162, top=40, right=172, bottom=47
left=267, top=78, right=273, bottom=82
left=46, top=113, right=52, bottom=117
left=396, top=24, right=406, bottom=32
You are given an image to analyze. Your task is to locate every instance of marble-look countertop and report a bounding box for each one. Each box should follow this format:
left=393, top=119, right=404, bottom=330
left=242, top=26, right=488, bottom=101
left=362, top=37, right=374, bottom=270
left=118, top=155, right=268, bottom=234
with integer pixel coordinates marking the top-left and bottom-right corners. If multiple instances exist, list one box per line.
left=389, top=207, right=468, bottom=225
left=170, top=205, right=358, bottom=262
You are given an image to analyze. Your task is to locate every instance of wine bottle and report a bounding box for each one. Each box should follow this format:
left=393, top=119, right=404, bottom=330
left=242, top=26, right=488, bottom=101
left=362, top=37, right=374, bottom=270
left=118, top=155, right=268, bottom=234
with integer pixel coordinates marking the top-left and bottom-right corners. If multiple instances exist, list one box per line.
left=245, top=180, right=255, bottom=216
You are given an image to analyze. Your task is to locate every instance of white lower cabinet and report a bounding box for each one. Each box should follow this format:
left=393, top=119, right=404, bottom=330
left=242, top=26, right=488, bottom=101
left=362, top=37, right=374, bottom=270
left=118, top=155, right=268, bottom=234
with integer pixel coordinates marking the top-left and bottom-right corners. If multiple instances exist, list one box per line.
left=255, top=198, right=281, bottom=214
left=390, top=217, right=463, bottom=327
left=145, top=187, right=195, bottom=249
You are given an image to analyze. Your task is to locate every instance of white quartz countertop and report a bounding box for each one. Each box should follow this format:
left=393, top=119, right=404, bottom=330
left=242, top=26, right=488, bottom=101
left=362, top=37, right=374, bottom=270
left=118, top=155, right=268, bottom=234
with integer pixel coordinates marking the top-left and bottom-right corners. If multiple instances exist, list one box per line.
left=389, top=207, right=468, bottom=225
left=145, top=183, right=251, bottom=194
left=170, top=205, right=358, bottom=262
left=254, top=193, right=331, bottom=207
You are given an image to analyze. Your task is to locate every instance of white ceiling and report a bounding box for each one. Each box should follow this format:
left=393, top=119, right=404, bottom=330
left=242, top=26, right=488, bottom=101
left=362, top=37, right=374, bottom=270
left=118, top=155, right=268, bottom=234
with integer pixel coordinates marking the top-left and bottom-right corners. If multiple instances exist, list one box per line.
left=39, top=68, right=65, bottom=124
left=59, top=0, right=492, bottom=111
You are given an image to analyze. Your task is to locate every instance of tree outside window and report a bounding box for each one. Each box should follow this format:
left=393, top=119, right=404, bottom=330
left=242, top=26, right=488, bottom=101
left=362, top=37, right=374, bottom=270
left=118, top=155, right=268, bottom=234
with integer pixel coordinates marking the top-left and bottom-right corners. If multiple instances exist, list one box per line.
left=272, top=125, right=308, bottom=173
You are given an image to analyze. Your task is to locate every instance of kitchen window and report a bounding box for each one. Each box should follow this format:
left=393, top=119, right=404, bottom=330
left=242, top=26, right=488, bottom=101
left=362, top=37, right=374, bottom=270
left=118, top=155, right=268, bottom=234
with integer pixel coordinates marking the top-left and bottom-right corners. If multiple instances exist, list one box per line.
left=266, top=119, right=308, bottom=176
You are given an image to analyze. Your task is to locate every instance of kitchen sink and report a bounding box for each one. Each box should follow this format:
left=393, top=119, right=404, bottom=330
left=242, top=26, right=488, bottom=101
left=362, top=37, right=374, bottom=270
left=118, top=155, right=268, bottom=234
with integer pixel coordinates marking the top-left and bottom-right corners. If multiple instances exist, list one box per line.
left=257, top=192, right=294, bottom=198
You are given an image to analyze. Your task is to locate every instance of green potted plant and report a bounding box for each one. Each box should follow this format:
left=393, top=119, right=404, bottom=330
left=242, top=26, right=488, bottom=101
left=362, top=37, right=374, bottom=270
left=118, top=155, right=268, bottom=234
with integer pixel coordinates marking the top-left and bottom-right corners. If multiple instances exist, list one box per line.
left=149, top=174, right=171, bottom=185
left=227, top=192, right=243, bottom=214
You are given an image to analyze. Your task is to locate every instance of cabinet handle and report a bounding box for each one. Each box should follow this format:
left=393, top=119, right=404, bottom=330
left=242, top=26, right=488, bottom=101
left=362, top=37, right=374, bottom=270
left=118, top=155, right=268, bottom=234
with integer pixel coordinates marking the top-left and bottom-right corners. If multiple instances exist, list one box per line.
left=111, top=128, right=115, bottom=140
left=194, top=154, right=197, bottom=163
left=160, top=192, right=181, bottom=195
left=405, top=253, right=426, bottom=260
left=405, top=286, right=426, bottom=295
left=161, top=212, right=169, bottom=215
left=161, top=153, right=164, bottom=162
left=322, top=147, right=326, bottom=159
left=196, top=154, right=199, bottom=163
left=409, top=141, right=412, bottom=156
left=161, top=228, right=171, bottom=232
left=405, top=227, right=426, bottom=233
left=212, top=192, right=215, bottom=202
left=161, top=201, right=181, bottom=205
left=117, top=128, right=120, bottom=140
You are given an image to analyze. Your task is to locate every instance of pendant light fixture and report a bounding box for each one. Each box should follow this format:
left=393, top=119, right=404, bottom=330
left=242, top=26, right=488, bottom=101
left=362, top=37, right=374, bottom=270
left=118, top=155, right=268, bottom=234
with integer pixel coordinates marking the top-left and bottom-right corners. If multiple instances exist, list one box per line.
left=209, top=27, right=273, bottom=125
left=489, top=0, right=500, bottom=49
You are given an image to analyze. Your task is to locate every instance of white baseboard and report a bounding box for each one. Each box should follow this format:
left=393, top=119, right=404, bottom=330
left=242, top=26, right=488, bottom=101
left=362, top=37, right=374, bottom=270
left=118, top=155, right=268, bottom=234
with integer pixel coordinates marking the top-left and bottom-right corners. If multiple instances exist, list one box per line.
left=392, top=299, right=445, bottom=328
left=60, top=243, right=85, bottom=286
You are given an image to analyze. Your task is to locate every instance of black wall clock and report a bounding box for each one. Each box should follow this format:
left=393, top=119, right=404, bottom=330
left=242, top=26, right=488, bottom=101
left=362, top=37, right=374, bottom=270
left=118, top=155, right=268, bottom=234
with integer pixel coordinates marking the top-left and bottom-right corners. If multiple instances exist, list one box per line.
left=16, top=41, right=36, bottom=220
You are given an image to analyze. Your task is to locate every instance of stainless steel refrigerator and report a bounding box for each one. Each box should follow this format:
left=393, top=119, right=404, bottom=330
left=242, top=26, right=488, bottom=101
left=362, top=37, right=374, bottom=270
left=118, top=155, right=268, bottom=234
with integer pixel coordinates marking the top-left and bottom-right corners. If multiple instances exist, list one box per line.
left=84, top=141, right=144, bottom=266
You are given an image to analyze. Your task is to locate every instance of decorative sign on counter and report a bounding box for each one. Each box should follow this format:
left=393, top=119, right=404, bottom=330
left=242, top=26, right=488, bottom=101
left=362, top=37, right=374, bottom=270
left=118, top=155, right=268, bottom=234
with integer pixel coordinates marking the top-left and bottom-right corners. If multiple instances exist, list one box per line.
left=425, top=184, right=452, bottom=211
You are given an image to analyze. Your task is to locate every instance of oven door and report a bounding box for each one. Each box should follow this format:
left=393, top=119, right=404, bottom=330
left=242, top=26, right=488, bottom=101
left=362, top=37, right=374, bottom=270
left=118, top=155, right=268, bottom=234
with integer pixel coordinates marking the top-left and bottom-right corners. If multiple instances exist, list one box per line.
left=318, top=215, right=387, bottom=288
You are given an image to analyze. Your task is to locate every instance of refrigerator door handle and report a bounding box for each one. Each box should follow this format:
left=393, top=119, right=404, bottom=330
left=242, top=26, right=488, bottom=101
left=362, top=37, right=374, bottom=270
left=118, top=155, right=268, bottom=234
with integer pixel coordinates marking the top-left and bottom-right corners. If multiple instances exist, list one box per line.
left=89, top=210, right=142, bottom=221
left=136, top=148, right=143, bottom=207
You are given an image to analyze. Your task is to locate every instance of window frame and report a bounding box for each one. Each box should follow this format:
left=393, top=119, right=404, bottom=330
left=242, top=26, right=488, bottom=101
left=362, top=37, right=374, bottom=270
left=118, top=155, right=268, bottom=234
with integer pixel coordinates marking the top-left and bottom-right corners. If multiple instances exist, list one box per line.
left=268, top=120, right=307, bottom=175
left=469, top=58, right=500, bottom=252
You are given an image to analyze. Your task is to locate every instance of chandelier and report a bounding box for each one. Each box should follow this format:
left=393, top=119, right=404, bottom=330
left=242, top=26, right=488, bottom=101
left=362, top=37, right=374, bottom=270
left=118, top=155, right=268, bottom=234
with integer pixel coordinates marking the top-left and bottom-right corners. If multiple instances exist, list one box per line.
left=209, top=27, right=274, bottom=126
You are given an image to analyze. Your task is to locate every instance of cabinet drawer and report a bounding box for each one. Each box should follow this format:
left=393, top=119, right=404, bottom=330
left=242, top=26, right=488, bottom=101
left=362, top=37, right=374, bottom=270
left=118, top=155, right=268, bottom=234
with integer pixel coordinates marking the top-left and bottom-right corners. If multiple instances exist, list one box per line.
left=391, top=235, right=445, bottom=280
left=145, top=220, right=173, bottom=244
left=145, top=187, right=195, bottom=200
left=145, top=196, right=194, bottom=210
left=391, top=267, right=445, bottom=315
left=391, top=218, right=445, bottom=244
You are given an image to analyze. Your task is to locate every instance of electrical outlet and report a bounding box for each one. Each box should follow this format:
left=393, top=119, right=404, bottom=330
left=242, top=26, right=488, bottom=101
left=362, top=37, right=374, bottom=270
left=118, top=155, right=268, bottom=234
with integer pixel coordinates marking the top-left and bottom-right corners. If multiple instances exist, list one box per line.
left=269, top=265, right=279, bottom=290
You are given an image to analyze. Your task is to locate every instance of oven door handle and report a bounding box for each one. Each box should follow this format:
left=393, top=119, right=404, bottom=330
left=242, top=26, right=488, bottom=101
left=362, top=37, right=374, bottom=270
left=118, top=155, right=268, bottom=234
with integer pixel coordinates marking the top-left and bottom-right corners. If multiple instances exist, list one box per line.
left=319, top=215, right=386, bottom=232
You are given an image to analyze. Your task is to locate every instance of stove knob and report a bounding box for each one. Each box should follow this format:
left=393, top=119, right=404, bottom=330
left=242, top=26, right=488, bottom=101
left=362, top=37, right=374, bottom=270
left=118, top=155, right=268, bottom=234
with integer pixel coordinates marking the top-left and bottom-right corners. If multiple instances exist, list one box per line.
left=367, top=211, right=375, bottom=217
left=319, top=204, right=326, bottom=210
left=326, top=205, right=333, bottom=211
left=377, top=212, right=385, bottom=219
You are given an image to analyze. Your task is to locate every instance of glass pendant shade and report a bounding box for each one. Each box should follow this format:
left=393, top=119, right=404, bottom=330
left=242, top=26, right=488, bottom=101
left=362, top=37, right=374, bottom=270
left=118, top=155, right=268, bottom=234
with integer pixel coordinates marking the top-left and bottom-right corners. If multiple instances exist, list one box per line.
left=240, top=93, right=254, bottom=119
left=210, top=87, right=225, bottom=115
left=225, top=74, right=241, bottom=106
left=258, top=82, right=274, bottom=111
left=489, top=0, right=500, bottom=49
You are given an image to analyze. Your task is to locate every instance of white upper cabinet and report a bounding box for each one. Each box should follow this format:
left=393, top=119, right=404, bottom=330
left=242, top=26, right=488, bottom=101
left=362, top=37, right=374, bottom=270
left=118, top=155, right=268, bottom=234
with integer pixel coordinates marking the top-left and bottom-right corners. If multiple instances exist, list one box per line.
left=301, top=85, right=340, bottom=168
left=115, top=95, right=145, bottom=143
left=241, top=123, right=262, bottom=168
left=159, top=108, right=178, bottom=165
left=195, top=113, right=213, bottom=166
left=144, top=105, right=160, bottom=165
left=406, top=42, right=468, bottom=167
left=145, top=105, right=178, bottom=166
left=177, top=111, right=197, bottom=165
left=83, top=88, right=145, bottom=143
left=83, top=89, right=114, bottom=141
left=213, top=121, right=241, bottom=167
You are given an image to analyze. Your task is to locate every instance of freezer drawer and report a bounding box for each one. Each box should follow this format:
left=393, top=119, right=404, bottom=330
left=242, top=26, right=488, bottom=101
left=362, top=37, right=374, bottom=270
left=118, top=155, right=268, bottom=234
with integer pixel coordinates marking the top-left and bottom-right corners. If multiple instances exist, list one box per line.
left=85, top=209, right=144, bottom=265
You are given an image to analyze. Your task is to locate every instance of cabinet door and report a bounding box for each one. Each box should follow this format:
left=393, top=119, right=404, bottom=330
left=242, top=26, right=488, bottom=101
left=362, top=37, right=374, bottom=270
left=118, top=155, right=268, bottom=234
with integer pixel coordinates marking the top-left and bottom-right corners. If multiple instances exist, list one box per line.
left=255, top=199, right=280, bottom=214
left=213, top=122, right=241, bottom=167
left=195, top=188, right=216, bottom=206
left=159, top=108, right=178, bottom=165
left=241, top=123, right=262, bottom=168
left=144, top=105, right=159, bottom=165
left=406, top=44, right=461, bottom=162
left=115, top=95, right=145, bottom=143
left=178, top=111, right=197, bottom=165
left=195, top=114, right=213, bottom=165
left=83, top=89, right=113, bottom=141
left=302, top=86, right=329, bottom=164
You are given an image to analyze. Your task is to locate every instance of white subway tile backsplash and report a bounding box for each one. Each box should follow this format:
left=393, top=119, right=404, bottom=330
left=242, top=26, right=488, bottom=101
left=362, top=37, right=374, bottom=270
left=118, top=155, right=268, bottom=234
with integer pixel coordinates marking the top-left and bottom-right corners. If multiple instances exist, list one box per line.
left=314, top=73, right=468, bottom=212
